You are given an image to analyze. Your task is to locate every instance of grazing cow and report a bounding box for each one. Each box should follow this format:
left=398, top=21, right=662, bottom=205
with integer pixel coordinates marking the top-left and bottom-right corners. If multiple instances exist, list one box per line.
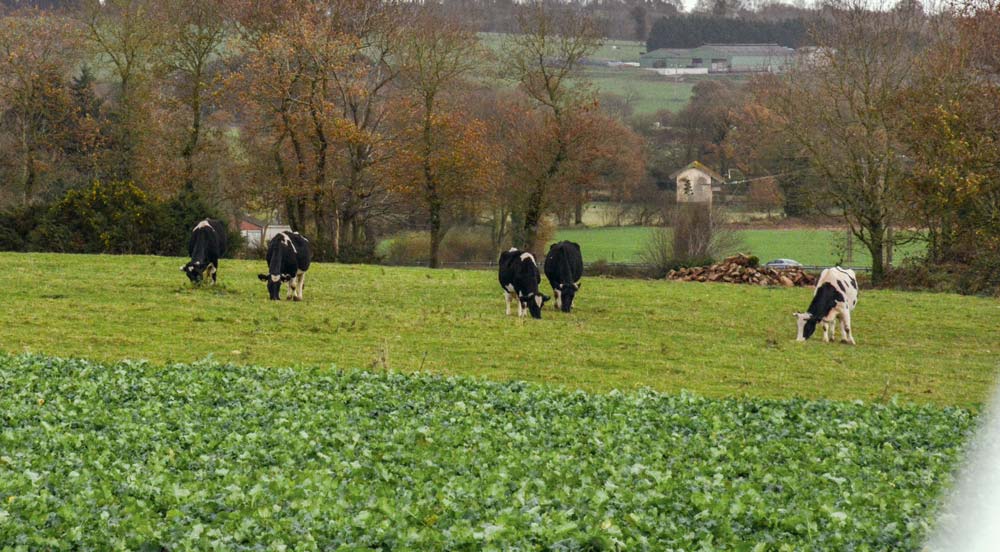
left=498, top=248, right=549, bottom=319
left=257, top=231, right=312, bottom=301
left=181, top=219, right=227, bottom=284
left=544, top=241, right=584, bottom=313
left=794, top=267, right=859, bottom=344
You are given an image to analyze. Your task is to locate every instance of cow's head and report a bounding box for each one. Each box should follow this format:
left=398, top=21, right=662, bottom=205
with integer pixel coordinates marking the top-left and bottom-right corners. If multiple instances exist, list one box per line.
left=523, top=292, right=550, bottom=319
left=793, top=312, right=820, bottom=341
left=558, top=282, right=580, bottom=312
left=258, top=273, right=293, bottom=300
left=182, top=261, right=206, bottom=283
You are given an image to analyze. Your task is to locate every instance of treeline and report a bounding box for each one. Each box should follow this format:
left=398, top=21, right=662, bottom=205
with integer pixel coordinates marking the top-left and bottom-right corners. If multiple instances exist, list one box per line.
left=730, top=0, right=1000, bottom=291
left=646, top=14, right=812, bottom=50
left=0, top=1, right=643, bottom=268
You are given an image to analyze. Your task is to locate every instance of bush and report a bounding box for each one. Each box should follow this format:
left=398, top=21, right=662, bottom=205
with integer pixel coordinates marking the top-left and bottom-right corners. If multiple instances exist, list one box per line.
left=586, top=259, right=650, bottom=278
left=670, top=204, right=742, bottom=266
left=38, top=180, right=164, bottom=254
left=383, top=227, right=496, bottom=265
left=880, top=256, right=1000, bottom=297
left=0, top=205, right=46, bottom=251
left=639, top=227, right=675, bottom=279
left=0, top=181, right=241, bottom=257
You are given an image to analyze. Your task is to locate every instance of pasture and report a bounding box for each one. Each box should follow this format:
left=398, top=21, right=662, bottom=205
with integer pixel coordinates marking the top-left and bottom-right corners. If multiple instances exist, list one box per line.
left=1, top=252, right=996, bottom=407
left=555, top=226, right=927, bottom=267
left=0, top=354, right=973, bottom=549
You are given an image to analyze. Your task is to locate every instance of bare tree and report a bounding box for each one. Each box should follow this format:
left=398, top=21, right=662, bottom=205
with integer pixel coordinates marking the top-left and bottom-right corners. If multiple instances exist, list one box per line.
left=748, top=0, right=928, bottom=282
left=160, top=0, right=228, bottom=192
left=77, top=0, right=164, bottom=181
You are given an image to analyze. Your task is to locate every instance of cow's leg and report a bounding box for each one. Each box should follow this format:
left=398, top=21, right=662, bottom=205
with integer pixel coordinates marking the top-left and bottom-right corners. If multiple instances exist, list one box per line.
left=554, top=289, right=561, bottom=310
left=504, top=291, right=512, bottom=315
left=821, top=320, right=831, bottom=343
left=295, top=273, right=305, bottom=301
left=826, top=318, right=837, bottom=342
left=207, top=264, right=217, bottom=284
left=840, top=310, right=856, bottom=345
left=518, top=297, right=525, bottom=317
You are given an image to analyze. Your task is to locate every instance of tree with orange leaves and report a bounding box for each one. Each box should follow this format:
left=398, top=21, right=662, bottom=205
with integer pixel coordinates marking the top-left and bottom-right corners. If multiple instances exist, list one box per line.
left=502, top=2, right=602, bottom=249
left=233, top=0, right=358, bottom=259
left=393, top=9, right=495, bottom=268
left=0, top=11, right=80, bottom=206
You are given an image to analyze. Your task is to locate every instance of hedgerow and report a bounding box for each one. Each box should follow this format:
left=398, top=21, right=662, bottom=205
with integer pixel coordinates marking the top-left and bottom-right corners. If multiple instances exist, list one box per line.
left=0, top=354, right=975, bottom=550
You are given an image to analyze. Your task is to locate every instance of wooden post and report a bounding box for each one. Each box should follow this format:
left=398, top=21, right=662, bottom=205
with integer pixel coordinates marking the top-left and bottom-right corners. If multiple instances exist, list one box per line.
left=886, top=226, right=894, bottom=269
left=845, top=229, right=853, bottom=265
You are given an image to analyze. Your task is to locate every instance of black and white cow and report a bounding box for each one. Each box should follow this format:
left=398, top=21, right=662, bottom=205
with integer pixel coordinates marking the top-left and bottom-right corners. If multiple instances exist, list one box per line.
left=257, top=231, right=312, bottom=301
left=181, top=219, right=227, bottom=284
left=794, top=267, right=859, bottom=344
left=498, top=248, right=549, bottom=319
left=544, top=241, right=583, bottom=313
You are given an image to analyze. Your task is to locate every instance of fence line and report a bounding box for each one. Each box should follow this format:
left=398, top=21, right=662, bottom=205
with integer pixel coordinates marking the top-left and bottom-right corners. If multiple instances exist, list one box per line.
left=383, top=260, right=872, bottom=273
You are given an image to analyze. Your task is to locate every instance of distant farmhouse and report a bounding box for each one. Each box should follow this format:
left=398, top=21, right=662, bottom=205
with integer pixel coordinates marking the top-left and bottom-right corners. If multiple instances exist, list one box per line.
left=640, top=43, right=796, bottom=74
left=671, top=161, right=726, bottom=205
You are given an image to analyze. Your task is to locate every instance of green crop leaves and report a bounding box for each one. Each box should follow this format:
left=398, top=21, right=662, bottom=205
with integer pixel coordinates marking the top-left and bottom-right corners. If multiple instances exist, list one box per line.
left=0, top=354, right=975, bottom=550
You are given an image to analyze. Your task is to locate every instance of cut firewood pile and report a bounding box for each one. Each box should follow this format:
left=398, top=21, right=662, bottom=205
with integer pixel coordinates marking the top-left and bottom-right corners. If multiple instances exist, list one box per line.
left=666, top=254, right=817, bottom=287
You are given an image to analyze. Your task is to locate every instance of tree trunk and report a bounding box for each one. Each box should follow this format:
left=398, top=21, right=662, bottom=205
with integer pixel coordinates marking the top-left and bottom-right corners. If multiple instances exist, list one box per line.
left=868, top=225, right=886, bottom=285
left=181, top=65, right=203, bottom=193
left=574, top=198, right=584, bottom=225
left=429, top=211, right=442, bottom=269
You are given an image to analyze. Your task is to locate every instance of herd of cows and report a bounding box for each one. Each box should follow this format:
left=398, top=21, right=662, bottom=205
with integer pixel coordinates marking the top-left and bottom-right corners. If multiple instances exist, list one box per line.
left=180, top=219, right=860, bottom=343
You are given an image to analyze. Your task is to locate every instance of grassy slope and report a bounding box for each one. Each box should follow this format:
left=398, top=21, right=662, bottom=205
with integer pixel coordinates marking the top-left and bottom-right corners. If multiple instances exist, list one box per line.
left=2, top=253, right=997, bottom=406
left=582, top=66, right=695, bottom=114
left=478, top=32, right=696, bottom=114
left=555, top=226, right=926, bottom=267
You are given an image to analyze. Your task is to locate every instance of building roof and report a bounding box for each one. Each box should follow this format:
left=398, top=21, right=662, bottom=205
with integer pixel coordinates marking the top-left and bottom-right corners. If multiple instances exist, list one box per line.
left=670, top=161, right=726, bottom=183
left=701, top=43, right=795, bottom=57
left=642, top=43, right=795, bottom=60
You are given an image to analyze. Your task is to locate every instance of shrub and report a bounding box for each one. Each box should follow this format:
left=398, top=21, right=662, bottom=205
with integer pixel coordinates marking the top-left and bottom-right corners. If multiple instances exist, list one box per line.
left=383, top=227, right=496, bottom=266
left=639, top=227, right=673, bottom=278
left=670, top=204, right=742, bottom=266
left=0, top=205, right=46, bottom=252
left=0, top=181, right=241, bottom=257
left=39, top=180, right=164, bottom=254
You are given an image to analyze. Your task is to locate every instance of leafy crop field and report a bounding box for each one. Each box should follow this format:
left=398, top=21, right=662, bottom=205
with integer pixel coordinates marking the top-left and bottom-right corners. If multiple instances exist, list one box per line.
left=0, top=354, right=975, bottom=549
left=1, top=253, right=997, bottom=406
left=555, top=226, right=927, bottom=267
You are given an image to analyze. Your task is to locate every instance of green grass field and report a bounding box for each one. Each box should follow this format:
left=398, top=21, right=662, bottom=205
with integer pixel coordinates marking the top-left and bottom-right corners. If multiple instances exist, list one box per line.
left=582, top=66, right=696, bottom=114
left=555, top=226, right=926, bottom=267
left=2, top=253, right=996, bottom=406
left=478, top=32, right=698, bottom=114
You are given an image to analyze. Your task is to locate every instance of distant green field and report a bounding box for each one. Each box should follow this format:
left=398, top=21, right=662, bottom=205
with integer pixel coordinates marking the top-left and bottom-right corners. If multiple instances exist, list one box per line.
left=583, top=66, right=695, bottom=114
left=555, top=226, right=926, bottom=267
left=589, top=38, right=647, bottom=62
left=1, top=253, right=996, bottom=406
left=478, top=32, right=697, bottom=114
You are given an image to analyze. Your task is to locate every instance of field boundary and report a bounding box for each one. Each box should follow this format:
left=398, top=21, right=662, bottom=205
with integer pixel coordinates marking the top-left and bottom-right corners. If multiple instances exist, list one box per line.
left=381, top=260, right=873, bottom=273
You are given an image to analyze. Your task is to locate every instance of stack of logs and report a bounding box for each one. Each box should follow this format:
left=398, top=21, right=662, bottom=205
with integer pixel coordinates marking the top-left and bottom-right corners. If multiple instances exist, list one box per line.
left=666, top=254, right=817, bottom=287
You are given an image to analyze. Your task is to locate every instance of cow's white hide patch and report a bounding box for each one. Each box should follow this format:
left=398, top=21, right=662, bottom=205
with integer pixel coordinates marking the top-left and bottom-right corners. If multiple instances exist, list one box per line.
left=280, top=232, right=298, bottom=253
left=505, top=283, right=515, bottom=293
left=519, top=252, right=536, bottom=265
left=193, top=220, right=211, bottom=231
left=270, top=275, right=280, bottom=283
left=534, top=295, right=543, bottom=308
